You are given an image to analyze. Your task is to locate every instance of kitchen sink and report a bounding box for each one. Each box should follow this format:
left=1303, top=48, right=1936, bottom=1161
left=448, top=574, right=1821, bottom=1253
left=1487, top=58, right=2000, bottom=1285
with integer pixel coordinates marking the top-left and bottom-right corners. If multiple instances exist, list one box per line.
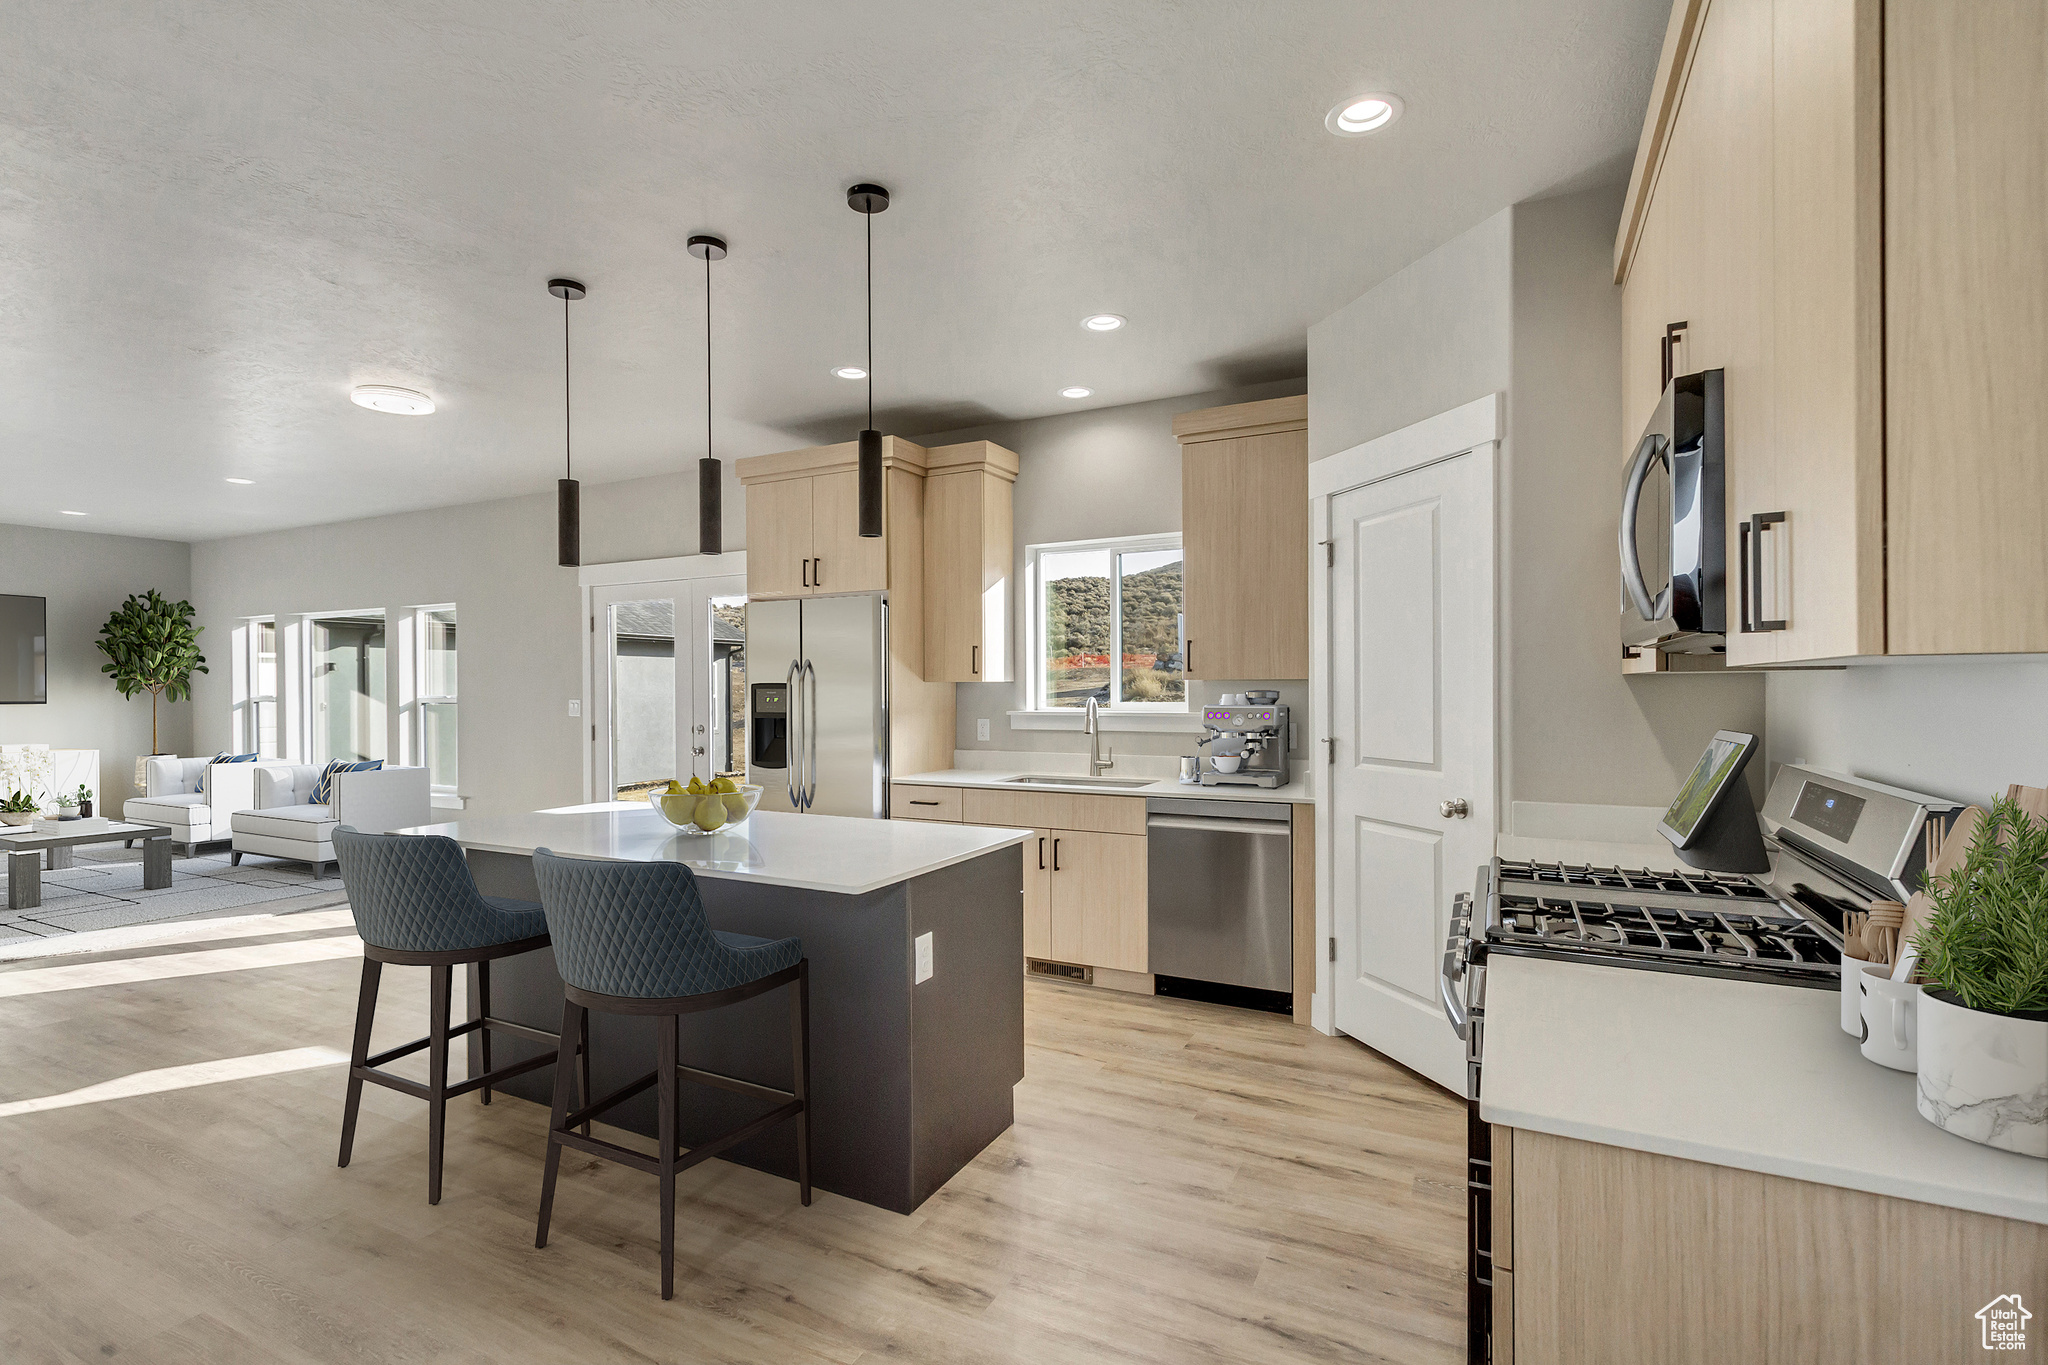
left=1002, top=774, right=1157, bottom=790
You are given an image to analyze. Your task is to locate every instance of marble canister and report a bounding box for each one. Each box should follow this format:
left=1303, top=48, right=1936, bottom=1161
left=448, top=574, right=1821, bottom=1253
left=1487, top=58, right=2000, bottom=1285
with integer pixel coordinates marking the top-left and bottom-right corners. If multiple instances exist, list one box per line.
left=1916, top=990, right=2048, bottom=1159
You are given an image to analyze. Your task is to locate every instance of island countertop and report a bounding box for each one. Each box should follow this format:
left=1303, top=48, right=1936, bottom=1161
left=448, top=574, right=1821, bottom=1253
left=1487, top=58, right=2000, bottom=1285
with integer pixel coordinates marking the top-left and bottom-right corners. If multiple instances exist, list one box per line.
left=401, top=801, right=1029, bottom=896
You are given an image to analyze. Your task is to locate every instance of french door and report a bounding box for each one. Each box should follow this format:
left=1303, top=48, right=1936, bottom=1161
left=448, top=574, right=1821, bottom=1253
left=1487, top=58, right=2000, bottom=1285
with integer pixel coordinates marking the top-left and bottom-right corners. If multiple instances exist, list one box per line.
left=588, top=573, right=747, bottom=801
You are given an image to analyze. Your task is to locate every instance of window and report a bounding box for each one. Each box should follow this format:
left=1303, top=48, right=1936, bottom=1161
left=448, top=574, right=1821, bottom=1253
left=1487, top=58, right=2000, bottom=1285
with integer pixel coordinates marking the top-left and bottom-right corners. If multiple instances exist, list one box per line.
left=1028, top=535, right=1185, bottom=710
left=244, top=618, right=278, bottom=757
left=416, top=606, right=457, bottom=792
left=310, top=612, right=387, bottom=764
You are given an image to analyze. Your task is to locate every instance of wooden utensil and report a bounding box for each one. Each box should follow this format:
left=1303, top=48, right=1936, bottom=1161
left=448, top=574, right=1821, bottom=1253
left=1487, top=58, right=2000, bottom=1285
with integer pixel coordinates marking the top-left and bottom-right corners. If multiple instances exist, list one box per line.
left=1896, top=805, right=1986, bottom=981
left=1865, top=901, right=1905, bottom=967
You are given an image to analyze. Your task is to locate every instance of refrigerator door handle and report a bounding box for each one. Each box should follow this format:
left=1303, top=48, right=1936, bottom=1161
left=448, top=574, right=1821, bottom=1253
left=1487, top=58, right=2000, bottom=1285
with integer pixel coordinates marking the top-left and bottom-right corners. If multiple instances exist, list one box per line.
left=801, top=658, right=818, bottom=809
left=785, top=659, right=803, bottom=811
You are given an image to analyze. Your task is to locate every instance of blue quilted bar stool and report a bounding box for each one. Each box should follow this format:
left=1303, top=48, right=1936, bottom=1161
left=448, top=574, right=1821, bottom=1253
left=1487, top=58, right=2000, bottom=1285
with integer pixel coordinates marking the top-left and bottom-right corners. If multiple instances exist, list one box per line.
left=332, top=826, right=589, bottom=1205
left=530, top=849, right=811, bottom=1300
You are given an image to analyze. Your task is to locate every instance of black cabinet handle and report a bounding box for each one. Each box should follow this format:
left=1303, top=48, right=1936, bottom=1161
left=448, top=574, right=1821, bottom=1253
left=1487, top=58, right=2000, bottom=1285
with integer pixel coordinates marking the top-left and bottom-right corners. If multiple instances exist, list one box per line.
left=1037, top=836, right=1045, bottom=871
left=1052, top=838, right=1061, bottom=872
left=812, top=557, right=822, bottom=587
left=801, top=558, right=811, bottom=589
left=909, top=800, right=940, bottom=806
left=971, top=644, right=979, bottom=675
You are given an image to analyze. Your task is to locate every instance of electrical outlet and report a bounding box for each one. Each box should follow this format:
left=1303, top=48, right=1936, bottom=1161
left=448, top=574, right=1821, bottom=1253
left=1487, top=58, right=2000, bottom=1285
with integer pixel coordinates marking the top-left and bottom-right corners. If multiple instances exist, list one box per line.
left=976, top=718, right=991, bottom=742
left=568, top=700, right=581, bottom=717
left=914, top=931, right=934, bottom=984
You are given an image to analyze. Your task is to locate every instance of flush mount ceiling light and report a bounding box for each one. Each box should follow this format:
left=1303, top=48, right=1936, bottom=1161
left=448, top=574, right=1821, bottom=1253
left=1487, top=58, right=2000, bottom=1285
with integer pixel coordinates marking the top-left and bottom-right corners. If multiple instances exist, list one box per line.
left=350, top=384, right=436, bottom=415
left=1326, top=93, right=1403, bottom=136
left=848, top=182, right=891, bottom=539
left=1080, top=314, right=1125, bottom=332
left=59, top=509, right=87, bottom=516
left=224, top=477, right=254, bottom=485
left=689, top=234, right=728, bottom=556
left=831, top=366, right=867, bottom=380
left=1060, top=386, right=1093, bottom=399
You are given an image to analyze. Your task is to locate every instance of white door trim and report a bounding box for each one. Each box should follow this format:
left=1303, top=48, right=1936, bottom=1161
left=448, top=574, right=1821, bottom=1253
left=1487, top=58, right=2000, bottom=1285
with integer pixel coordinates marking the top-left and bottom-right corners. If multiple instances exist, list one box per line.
left=1308, top=393, right=1501, bottom=1038
left=579, top=555, right=749, bottom=802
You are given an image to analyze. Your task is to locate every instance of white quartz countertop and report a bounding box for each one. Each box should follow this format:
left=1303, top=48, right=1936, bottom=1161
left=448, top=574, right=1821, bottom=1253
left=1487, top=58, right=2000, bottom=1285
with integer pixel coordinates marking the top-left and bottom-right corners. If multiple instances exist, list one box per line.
left=401, top=803, right=1030, bottom=896
left=1481, top=833, right=2047, bottom=1224
left=893, top=768, right=1313, bottom=804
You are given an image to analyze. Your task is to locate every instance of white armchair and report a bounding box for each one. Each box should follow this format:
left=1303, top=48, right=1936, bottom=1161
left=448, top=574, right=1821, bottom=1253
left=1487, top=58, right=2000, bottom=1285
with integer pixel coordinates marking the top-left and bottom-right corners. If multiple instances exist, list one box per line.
left=124, top=757, right=218, bottom=855
left=230, top=764, right=432, bottom=878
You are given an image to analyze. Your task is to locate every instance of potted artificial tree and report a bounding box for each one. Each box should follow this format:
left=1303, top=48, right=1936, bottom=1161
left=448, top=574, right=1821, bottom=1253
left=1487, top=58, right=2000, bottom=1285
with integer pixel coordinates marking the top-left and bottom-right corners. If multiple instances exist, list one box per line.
left=1912, top=796, right=2048, bottom=1158
left=95, top=590, right=209, bottom=765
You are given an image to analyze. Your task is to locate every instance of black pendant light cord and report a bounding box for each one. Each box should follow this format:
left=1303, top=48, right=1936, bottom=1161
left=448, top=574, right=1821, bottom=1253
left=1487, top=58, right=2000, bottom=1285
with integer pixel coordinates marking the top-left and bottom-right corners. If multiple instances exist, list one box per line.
left=705, top=250, right=713, bottom=459
left=866, top=208, right=874, bottom=431
left=563, top=298, right=572, bottom=480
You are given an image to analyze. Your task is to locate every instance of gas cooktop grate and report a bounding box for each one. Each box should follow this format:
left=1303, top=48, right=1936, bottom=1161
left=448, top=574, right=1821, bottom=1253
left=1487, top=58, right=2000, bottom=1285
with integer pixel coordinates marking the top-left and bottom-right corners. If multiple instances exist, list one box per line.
left=1497, top=859, right=1778, bottom=901
left=1489, top=891, right=1838, bottom=970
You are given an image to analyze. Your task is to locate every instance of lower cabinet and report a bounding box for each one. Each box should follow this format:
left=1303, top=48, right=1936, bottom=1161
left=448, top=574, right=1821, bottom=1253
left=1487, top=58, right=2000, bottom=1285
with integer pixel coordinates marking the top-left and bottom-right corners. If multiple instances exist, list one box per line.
left=892, top=785, right=1147, bottom=975
left=1494, top=1125, right=2048, bottom=1364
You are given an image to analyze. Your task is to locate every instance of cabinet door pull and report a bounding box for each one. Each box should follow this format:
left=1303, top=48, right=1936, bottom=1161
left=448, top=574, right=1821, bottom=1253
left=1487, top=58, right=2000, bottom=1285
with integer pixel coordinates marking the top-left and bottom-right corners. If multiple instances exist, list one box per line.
left=909, top=799, right=940, bottom=806
left=971, top=644, right=979, bottom=676
left=812, top=557, right=822, bottom=588
left=1745, top=512, right=1788, bottom=632
left=801, top=558, right=811, bottom=589
left=1052, top=838, right=1061, bottom=872
left=1185, top=640, right=1193, bottom=676
left=1037, top=836, right=1046, bottom=871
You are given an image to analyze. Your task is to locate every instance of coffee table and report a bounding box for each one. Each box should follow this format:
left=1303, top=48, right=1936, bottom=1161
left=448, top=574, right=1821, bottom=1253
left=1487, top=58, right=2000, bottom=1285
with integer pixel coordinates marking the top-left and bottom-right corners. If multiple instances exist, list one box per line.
left=1, top=822, right=175, bottom=911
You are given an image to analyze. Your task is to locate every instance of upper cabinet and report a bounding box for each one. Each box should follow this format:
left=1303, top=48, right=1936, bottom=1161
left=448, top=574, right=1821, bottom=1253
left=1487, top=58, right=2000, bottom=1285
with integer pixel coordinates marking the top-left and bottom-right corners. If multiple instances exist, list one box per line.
left=737, top=437, right=925, bottom=600
left=1173, top=395, right=1311, bottom=681
left=922, top=441, right=1018, bottom=683
left=1616, top=0, right=2046, bottom=664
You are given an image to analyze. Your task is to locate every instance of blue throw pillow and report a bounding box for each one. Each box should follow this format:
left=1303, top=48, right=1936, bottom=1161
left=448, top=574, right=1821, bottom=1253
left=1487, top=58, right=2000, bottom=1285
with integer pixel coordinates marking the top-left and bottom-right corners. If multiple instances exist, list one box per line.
left=209, top=751, right=260, bottom=764
left=312, top=759, right=383, bottom=805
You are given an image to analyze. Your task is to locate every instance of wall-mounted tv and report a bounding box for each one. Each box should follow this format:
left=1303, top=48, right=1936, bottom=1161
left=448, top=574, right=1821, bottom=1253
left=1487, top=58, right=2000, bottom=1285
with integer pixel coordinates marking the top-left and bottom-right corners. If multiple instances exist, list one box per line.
left=1, top=595, right=48, bottom=704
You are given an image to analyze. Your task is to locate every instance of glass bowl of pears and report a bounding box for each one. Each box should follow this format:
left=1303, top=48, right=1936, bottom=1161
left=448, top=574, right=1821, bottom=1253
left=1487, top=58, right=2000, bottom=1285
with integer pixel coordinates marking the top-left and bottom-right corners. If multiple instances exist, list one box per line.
left=649, top=775, right=763, bottom=834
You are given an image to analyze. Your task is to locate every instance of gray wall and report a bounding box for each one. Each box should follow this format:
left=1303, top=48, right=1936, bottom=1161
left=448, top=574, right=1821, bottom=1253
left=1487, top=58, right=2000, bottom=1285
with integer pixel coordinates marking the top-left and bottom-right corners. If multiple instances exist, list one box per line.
left=1305, top=191, right=1764, bottom=819
left=190, top=465, right=725, bottom=819
left=916, top=378, right=1309, bottom=759
left=0, top=523, right=195, bottom=800
left=1767, top=659, right=2048, bottom=807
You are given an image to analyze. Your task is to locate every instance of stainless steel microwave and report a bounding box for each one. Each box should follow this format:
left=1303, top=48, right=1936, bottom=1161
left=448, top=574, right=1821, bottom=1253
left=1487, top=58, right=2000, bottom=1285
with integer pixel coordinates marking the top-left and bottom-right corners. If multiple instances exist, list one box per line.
left=1620, top=369, right=1726, bottom=654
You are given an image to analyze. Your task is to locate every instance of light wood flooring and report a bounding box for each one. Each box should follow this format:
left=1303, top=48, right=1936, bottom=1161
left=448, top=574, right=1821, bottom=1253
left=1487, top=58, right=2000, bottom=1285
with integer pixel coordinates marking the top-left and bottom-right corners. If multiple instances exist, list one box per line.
left=0, top=915, right=1467, bottom=1364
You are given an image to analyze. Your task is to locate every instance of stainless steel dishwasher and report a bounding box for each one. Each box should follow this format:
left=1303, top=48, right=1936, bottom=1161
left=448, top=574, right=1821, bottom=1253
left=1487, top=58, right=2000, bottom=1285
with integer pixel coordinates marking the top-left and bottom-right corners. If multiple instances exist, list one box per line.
left=1145, top=797, right=1292, bottom=994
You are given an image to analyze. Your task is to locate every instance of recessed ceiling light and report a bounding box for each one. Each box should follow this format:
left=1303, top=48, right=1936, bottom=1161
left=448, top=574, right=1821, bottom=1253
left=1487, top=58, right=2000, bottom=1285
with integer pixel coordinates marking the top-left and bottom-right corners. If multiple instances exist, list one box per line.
left=225, top=477, right=254, bottom=485
left=831, top=366, right=867, bottom=380
left=350, top=384, right=436, bottom=415
left=1080, top=314, right=1126, bottom=332
left=59, top=509, right=88, bottom=516
left=1326, top=93, right=1402, bottom=136
left=1060, top=387, right=1093, bottom=399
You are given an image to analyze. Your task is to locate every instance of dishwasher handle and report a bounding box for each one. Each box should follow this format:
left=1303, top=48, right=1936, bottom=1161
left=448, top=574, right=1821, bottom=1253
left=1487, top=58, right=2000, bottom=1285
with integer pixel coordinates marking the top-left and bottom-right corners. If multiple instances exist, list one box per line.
left=1145, top=815, right=1290, bottom=836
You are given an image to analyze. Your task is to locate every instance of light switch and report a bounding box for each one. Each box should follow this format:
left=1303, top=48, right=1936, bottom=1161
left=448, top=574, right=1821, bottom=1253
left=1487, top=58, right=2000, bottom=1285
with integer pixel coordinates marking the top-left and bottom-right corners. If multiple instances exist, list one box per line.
left=914, top=931, right=934, bottom=984
left=568, top=700, right=581, bottom=717
left=976, top=718, right=991, bottom=742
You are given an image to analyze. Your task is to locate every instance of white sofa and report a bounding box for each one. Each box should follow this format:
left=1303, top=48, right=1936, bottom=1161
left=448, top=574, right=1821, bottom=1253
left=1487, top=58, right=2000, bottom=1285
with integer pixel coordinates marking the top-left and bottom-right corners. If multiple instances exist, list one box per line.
left=123, top=756, right=263, bottom=856
left=230, top=764, right=432, bottom=878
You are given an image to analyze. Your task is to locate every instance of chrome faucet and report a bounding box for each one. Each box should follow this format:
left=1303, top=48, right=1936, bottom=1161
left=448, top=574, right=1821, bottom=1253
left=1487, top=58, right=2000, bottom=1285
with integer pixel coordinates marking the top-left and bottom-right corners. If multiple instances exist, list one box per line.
left=1084, top=696, right=1115, bottom=776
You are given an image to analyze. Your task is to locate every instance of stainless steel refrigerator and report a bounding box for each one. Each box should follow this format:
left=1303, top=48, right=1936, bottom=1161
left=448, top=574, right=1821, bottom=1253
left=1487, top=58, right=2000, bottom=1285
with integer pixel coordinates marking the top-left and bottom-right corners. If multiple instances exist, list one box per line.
left=745, top=595, right=888, bottom=818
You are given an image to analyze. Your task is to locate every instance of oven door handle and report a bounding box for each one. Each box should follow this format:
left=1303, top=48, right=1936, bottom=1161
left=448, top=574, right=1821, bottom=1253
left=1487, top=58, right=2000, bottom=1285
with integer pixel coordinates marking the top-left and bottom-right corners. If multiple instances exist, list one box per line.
left=1441, top=892, right=1472, bottom=1040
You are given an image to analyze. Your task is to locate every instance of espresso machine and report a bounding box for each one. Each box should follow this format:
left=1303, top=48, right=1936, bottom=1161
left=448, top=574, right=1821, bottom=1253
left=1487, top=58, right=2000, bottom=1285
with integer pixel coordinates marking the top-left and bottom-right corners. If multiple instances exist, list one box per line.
left=1197, top=693, right=1290, bottom=789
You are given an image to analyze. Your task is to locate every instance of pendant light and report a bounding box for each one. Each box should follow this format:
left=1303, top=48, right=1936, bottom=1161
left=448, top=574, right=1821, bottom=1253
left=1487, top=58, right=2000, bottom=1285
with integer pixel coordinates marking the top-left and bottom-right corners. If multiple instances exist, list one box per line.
left=688, top=235, right=728, bottom=555
left=548, top=277, right=586, bottom=567
left=848, top=183, right=889, bottom=538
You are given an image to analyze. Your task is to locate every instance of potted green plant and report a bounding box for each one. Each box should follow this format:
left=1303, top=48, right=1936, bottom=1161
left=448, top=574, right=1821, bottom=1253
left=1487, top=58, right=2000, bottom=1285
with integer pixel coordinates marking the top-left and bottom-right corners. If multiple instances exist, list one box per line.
left=53, top=788, right=78, bottom=818
left=1, top=791, right=38, bottom=827
left=95, top=590, right=208, bottom=757
left=74, top=784, right=93, bottom=819
left=1911, top=796, right=2048, bottom=1158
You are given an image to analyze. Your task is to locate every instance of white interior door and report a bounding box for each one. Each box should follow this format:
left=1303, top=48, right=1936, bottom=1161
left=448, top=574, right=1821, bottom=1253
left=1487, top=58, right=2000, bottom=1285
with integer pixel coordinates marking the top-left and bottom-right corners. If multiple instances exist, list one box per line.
left=589, top=574, right=746, bottom=800
left=1327, top=445, right=1495, bottom=1093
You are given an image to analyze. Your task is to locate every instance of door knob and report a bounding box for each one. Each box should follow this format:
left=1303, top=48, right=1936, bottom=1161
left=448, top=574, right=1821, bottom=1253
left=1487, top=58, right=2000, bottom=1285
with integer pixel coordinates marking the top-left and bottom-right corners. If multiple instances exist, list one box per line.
left=1440, top=798, right=1470, bottom=820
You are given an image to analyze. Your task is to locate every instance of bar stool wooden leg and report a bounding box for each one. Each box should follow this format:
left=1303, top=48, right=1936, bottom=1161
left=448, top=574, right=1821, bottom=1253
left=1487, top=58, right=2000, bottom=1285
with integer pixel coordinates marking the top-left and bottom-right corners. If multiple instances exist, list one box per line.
left=792, top=960, right=812, bottom=1206
left=427, top=963, right=451, bottom=1205
left=338, top=959, right=383, bottom=1168
left=476, top=958, right=493, bottom=1106
left=657, top=1012, right=679, bottom=1300
left=578, top=1007, right=592, bottom=1137
left=535, top=999, right=581, bottom=1249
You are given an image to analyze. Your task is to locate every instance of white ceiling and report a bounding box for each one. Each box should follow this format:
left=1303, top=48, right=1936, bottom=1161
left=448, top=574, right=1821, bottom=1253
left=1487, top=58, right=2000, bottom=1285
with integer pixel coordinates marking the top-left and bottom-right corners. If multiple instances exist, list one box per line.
left=3, top=1, right=1665, bottom=541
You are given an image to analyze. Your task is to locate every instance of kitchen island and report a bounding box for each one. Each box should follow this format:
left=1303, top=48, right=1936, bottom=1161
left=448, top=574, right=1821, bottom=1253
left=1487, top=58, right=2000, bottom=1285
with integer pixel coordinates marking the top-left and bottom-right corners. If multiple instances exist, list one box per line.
left=402, top=802, right=1029, bottom=1215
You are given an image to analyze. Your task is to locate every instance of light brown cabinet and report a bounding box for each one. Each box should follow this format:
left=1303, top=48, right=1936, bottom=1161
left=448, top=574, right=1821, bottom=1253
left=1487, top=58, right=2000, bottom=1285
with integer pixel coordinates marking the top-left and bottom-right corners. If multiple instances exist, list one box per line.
left=1051, top=830, right=1147, bottom=973
left=739, top=439, right=920, bottom=600
left=1172, top=395, right=1310, bottom=681
left=1495, top=1125, right=2048, bottom=1364
left=922, top=441, right=1017, bottom=683
left=1617, top=0, right=2045, bottom=664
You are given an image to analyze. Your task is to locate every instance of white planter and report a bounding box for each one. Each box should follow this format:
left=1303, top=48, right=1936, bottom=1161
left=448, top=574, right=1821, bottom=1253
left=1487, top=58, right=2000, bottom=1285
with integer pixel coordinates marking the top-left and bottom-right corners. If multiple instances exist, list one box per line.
left=1916, top=989, right=2048, bottom=1159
